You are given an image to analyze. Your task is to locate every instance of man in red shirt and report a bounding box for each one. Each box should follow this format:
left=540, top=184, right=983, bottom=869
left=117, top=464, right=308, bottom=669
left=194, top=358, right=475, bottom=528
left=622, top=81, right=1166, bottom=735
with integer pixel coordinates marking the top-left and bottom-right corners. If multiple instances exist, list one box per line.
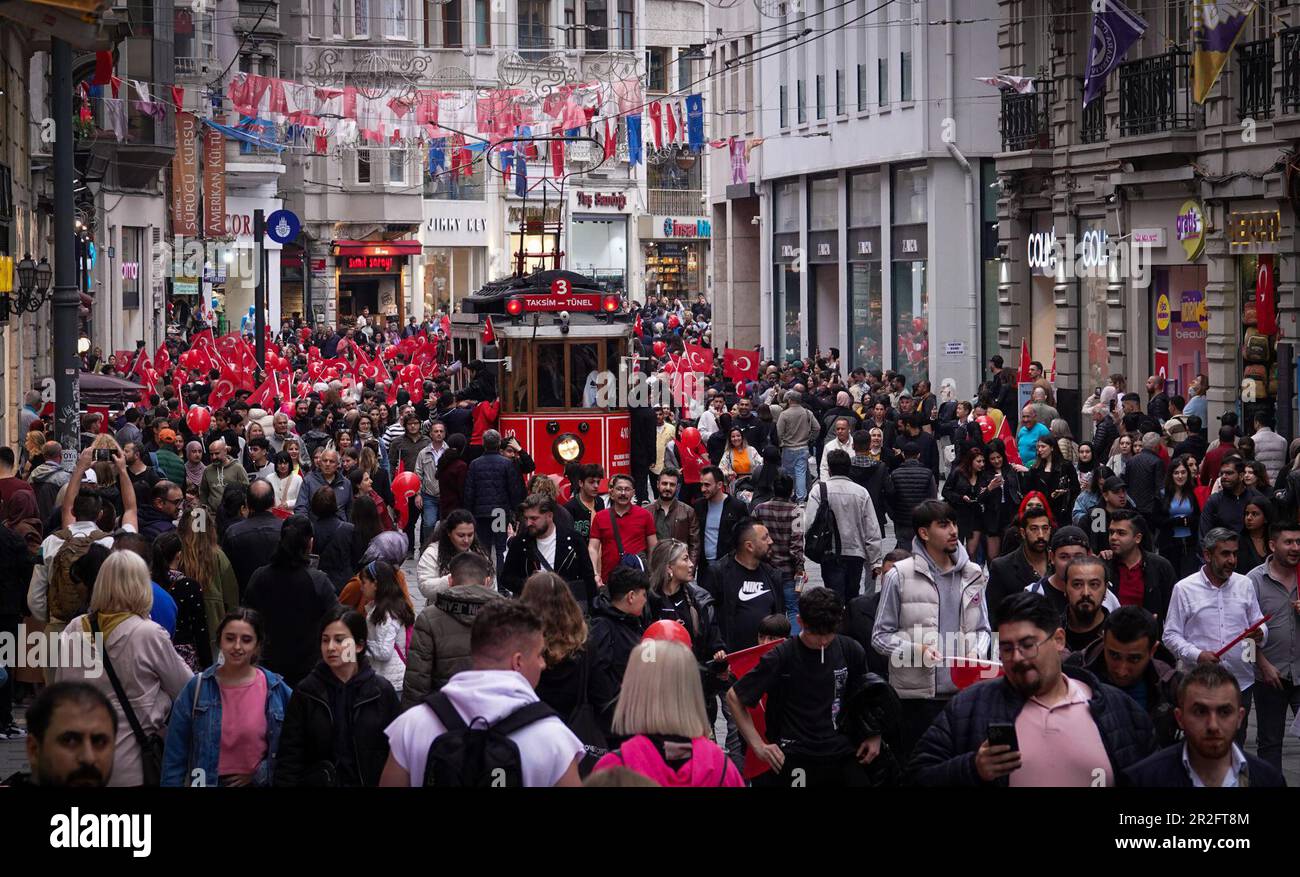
left=588, top=473, right=658, bottom=586
left=1104, top=509, right=1175, bottom=621
left=1200, top=425, right=1237, bottom=486
left=0, top=446, right=36, bottom=515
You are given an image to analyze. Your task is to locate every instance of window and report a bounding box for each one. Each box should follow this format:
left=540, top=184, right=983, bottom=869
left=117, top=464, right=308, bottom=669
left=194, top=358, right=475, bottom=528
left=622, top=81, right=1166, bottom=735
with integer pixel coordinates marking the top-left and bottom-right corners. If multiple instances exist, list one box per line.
left=809, top=176, right=836, bottom=229
left=442, top=0, right=462, bottom=46
left=900, top=51, right=912, bottom=101
left=774, top=181, right=800, bottom=233
left=585, top=0, right=607, bottom=50
left=678, top=47, right=701, bottom=93
left=520, top=0, right=547, bottom=51
left=389, top=149, right=406, bottom=184
left=647, top=47, right=668, bottom=92
left=305, top=0, right=320, bottom=38
left=797, top=79, right=806, bottom=123
left=356, top=148, right=372, bottom=184
left=836, top=69, right=844, bottom=115
left=332, top=0, right=343, bottom=35
left=618, top=0, right=633, bottom=50
left=849, top=169, right=881, bottom=226
left=564, top=0, right=576, bottom=47
left=425, top=147, right=486, bottom=200
left=857, top=63, right=866, bottom=111
left=780, top=84, right=788, bottom=127
left=386, top=0, right=407, bottom=37
left=122, top=227, right=143, bottom=310
left=353, top=0, right=369, bottom=36
left=475, top=0, right=490, bottom=45
left=816, top=74, right=825, bottom=119
left=878, top=58, right=888, bottom=105
left=892, top=164, right=927, bottom=223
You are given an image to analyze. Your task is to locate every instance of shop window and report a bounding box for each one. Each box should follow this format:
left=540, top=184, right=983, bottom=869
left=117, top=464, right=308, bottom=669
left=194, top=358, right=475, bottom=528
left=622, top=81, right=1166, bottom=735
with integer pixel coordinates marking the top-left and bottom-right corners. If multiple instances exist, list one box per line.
left=808, top=176, right=837, bottom=230
left=891, top=261, right=927, bottom=385
left=1239, top=254, right=1276, bottom=423
left=850, top=263, right=882, bottom=371
left=891, top=164, right=927, bottom=223
left=849, top=170, right=880, bottom=225
left=122, top=226, right=144, bottom=310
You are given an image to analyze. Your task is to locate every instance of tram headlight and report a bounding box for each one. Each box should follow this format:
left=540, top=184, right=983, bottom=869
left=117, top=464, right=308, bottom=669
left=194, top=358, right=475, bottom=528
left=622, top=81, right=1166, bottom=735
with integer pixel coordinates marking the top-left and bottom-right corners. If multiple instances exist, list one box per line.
left=553, top=433, right=584, bottom=464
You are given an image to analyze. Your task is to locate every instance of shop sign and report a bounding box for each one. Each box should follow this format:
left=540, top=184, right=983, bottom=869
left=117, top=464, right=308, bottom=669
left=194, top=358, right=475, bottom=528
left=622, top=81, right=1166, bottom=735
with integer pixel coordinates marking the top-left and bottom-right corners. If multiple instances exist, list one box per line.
left=901, top=239, right=919, bottom=253
left=344, top=255, right=395, bottom=271
left=1228, top=210, right=1280, bottom=246
left=1175, top=200, right=1206, bottom=260
left=121, top=262, right=140, bottom=280
left=427, top=216, right=488, bottom=234
left=661, top=218, right=711, bottom=239
left=1131, top=228, right=1165, bottom=247
left=1155, top=293, right=1171, bottom=335
left=1027, top=230, right=1057, bottom=270
left=575, top=191, right=628, bottom=210
left=857, top=241, right=873, bottom=255
left=173, top=277, right=199, bottom=296
left=1178, top=290, right=1207, bottom=336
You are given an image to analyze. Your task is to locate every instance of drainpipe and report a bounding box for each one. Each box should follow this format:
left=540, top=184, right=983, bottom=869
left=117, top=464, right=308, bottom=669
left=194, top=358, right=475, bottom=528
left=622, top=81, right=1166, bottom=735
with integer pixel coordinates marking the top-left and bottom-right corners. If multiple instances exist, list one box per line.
left=945, top=1, right=979, bottom=391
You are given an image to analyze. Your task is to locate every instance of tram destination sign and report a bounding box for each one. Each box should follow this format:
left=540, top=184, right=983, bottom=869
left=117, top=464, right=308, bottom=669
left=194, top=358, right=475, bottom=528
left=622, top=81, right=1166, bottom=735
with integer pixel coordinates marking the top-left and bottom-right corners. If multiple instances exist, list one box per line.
left=515, top=292, right=603, bottom=312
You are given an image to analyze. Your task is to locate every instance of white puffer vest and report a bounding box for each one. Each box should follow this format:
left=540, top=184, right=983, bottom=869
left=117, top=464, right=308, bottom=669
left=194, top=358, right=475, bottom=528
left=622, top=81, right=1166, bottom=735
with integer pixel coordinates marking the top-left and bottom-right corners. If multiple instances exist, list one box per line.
left=889, top=555, right=987, bottom=699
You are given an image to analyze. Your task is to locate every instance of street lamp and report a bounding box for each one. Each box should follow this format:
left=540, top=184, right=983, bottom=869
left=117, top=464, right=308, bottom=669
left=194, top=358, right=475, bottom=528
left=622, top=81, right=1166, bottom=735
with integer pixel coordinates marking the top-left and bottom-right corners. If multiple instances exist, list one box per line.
left=14, top=254, right=54, bottom=313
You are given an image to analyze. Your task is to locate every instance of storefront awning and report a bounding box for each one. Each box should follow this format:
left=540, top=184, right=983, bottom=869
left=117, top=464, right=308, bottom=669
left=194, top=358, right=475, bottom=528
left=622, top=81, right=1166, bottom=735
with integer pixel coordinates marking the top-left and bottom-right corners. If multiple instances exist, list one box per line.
left=332, top=240, right=422, bottom=257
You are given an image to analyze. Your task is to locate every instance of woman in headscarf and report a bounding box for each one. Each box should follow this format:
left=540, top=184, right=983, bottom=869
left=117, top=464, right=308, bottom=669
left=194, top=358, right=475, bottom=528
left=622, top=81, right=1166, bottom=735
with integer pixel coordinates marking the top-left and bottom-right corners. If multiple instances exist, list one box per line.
left=3, top=489, right=43, bottom=555
left=184, top=440, right=205, bottom=490
left=339, top=530, right=414, bottom=611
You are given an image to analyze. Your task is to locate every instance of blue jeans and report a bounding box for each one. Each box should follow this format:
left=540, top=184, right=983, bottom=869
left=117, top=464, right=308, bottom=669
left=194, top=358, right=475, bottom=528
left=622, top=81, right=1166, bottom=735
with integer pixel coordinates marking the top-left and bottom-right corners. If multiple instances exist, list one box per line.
left=783, top=580, right=801, bottom=634
left=820, top=555, right=865, bottom=605
left=781, top=447, right=809, bottom=501
left=421, top=495, right=439, bottom=547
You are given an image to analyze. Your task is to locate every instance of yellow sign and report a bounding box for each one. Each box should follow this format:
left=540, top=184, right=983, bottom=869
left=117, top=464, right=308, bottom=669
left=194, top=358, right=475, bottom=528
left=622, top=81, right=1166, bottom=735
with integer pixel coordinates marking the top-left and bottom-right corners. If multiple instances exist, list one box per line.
left=1155, top=294, right=1171, bottom=333
left=1176, top=200, right=1206, bottom=261
left=0, top=256, right=12, bottom=294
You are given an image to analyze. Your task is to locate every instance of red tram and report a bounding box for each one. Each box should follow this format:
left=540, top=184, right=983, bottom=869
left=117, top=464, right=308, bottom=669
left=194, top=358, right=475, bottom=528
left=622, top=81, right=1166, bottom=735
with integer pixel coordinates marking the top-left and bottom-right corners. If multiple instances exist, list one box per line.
left=448, top=269, right=635, bottom=487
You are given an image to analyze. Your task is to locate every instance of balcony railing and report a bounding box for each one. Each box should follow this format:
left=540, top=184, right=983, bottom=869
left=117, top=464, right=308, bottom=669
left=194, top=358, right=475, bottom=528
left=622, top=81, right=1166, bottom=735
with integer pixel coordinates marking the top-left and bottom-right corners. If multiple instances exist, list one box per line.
left=1282, top=29, right=1300, bottom=114
left=648, top=188, right=704, bottom=215
left=1080, top=82, right=1107, bottom=143
left=1237, top=38, right=1274, bottom=119
left=175, top=56, right=207, bottom=76
left=1000, top=80, right=1053, bottom=151
left=1118, top=49, right=1201, bottom=136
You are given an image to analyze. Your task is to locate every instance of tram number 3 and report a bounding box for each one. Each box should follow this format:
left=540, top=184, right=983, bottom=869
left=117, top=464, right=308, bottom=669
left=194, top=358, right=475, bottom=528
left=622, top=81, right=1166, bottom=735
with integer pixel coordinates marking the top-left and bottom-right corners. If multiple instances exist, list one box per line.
left=551, top=277, right=570, bottom=296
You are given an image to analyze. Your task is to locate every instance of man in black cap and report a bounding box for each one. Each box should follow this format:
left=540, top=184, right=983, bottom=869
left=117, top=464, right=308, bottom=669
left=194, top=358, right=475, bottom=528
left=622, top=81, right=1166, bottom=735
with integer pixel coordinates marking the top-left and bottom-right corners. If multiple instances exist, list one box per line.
left=1082, top=475, right=1137, bottom=554
left=897, top=413, right=940, bottom=482
left=1026, top=526, right=1120, bottom=619
left=884, top=441, right=937, bottom=549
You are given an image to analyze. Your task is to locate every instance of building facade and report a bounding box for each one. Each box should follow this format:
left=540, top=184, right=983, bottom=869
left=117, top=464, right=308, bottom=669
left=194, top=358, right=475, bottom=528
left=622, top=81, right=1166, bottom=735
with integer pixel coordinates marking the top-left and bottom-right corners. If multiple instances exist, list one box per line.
left=994, top=0, right=1294, bottom=435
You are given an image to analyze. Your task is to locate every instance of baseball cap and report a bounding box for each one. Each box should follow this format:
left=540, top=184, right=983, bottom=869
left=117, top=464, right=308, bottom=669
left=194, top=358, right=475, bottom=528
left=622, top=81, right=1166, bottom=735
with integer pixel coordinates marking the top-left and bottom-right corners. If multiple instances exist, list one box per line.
left=1101, top=476, right=1126, bottom=493
left=158, top=428, right=178, bottom=444
left=1050, top=526, right=1090, bottom=551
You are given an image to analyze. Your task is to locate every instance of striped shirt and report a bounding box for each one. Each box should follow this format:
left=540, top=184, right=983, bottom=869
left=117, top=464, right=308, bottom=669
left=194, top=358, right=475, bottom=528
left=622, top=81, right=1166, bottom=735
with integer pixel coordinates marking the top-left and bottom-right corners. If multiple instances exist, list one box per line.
left=752, top=499, right=804, bottom=580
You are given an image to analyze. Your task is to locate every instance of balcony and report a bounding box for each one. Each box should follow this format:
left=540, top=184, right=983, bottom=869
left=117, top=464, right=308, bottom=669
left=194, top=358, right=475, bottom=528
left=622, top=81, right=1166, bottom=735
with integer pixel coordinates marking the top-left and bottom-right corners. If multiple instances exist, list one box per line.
left=1080, top=82, right=1107, bottom=144
left=1000, top=81, right=1053, bottom=151
left=1283, top=29, right=1300, bottom=115
left=1237, top=38, right=1274, bottom=120
left=236, top=0, right=279, bottom=32
left=175, top=56, right=209, bottom=77
left=648, top=188, right=704, bottom=215
left=1118, top=49, right=1201, bottom=137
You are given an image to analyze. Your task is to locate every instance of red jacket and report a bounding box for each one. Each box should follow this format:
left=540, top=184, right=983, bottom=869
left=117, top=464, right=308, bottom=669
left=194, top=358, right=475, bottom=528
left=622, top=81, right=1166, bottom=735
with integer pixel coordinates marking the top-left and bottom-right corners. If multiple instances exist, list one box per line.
left=1201, top=440, right=1235, bottom=486
left=470, top=399, right=500, bottom=447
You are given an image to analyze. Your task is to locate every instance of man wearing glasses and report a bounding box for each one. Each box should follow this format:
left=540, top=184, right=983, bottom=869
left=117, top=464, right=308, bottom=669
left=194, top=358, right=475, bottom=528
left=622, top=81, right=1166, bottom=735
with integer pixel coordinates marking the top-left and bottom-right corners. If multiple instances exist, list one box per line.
left=138, top=481, right=183, bottom=540
left=910, top=591, right=1156, bottom=786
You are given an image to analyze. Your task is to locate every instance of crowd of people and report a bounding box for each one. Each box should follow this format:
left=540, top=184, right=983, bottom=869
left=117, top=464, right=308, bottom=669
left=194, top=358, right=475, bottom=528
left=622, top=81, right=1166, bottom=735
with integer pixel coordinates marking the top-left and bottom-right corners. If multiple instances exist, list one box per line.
left=1, top=312, right=1296, bottom=789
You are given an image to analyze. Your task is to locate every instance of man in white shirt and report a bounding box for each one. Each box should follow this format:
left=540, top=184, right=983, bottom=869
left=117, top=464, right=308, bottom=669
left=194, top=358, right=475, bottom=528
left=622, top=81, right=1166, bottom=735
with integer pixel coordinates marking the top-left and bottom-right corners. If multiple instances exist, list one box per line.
left=819, top=417, right=856, bottom=482
left=414, top=420, right=449, bottom=547
left=380, top=601, right=584, bottom=787
left=1162, top=527, right=1267, bottom=747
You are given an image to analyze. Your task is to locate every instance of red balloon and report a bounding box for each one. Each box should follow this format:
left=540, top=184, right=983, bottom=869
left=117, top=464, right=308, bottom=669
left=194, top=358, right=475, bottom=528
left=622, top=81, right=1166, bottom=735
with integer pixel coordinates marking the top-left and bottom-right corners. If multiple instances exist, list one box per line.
left=912, top=317, right=925, bottom=333
left=322, top=367, right=339, bottom=381
left=668, top=314, right=680, bottom=330
left=976, top=415, right=995, bottom=443
left=186, top=406, right=212, bottom=434
left=679, top=426, right=701, bottom=449
left=653, top=340, right=666, bottom=357
left=391, top=470, right=421, bottom=528
left=642, top=620, right=693, bottom=648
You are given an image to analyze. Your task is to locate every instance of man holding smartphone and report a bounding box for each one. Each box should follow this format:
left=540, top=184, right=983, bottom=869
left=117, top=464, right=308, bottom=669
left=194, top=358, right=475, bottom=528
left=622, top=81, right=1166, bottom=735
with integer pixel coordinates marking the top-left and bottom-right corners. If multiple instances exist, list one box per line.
left=910, top=591, right=1156, bottom=786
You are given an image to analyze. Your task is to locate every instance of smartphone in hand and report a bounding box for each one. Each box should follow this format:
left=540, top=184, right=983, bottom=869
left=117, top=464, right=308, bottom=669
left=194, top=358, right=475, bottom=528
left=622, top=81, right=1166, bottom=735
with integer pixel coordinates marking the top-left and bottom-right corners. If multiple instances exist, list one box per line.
left=987, top=722, right=1019, bottom=752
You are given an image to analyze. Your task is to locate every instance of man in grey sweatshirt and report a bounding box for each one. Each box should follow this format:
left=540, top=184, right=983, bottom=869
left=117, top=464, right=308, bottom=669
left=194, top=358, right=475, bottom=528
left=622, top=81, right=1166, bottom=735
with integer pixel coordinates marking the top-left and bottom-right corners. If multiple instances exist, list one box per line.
left=871, top=499, right=992, bottom=759
left=776, top=390, right=819, bottom=502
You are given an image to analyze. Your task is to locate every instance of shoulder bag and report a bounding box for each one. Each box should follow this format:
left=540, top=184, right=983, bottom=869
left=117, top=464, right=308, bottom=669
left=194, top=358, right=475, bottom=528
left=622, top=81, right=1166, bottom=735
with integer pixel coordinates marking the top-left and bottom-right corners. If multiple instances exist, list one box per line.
left=91, top=612, right=166, bottom=786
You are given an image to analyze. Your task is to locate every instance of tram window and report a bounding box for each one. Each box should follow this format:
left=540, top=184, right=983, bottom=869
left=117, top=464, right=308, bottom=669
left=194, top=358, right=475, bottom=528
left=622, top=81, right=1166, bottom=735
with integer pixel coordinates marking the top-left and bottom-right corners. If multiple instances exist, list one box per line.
left=536, top=343, right=566, bottom=408
left=510, top=343, right=529, bottom=413
left=572, top=343, right=600, bottom=407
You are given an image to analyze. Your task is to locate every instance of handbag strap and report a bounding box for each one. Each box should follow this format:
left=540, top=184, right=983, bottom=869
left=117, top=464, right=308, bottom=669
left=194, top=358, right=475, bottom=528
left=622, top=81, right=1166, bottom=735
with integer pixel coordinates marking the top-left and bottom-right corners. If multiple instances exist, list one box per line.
left=609, top=508, right=627, bottom=558
left=89, top=612, right=153, bottom=752
left=532, top=540, right=554, bottom=573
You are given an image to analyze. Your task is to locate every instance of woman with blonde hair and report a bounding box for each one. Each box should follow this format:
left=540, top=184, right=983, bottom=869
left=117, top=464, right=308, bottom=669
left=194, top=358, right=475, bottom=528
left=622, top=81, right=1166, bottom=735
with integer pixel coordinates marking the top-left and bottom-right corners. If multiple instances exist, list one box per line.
left=591, top=639, right=744, bottom=786
left=646, top=539, right=724, bottom=689
left=178, top=506, right=240, bottom=656
left=56, top=549, right=194, bottom=786
left=518, top=571, right=613, bottom=752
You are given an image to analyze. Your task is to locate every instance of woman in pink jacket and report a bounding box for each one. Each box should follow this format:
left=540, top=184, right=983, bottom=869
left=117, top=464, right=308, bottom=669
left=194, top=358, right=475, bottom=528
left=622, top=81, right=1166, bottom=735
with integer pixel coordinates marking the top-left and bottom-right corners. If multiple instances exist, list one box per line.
left=592, top=640, right=745, bottom=787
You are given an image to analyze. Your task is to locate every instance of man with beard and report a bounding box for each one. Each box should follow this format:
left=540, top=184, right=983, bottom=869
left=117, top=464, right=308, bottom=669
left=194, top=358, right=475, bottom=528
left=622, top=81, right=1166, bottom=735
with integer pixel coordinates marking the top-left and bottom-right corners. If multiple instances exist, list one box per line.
left=1247, top=520, right=1300, bottom=771
left=651, top=469, right=699, bottom=560
left=1164, top=528, right=1268, bottom=747
left=2, top=683, right=116, bottom=787
left=873, top=500, right=991, bottom=760
left=500, top=493, right=597, bottom=611
left=910, top=591, right=1156, bottom=786
left=987, top=509, right=1053, bottom=627
left=1105, top=509, right=1174, bottom=620
left=1062, top=556, right=1109, bottom=657
left=1028, top=526, right=1120, bottom=619
left=1122, top=664, right=1285, bottom=787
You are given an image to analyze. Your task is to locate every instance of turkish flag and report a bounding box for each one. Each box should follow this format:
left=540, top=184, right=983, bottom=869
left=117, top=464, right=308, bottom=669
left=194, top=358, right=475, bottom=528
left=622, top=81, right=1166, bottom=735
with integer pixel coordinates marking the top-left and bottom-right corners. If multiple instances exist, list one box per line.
left=723, top=639, right=782, bottom=779
left=483, top=315, right=496, bottom=346
left=1017, top=337, right=1031, bottom=383
left=246, top=373, right=280, bottom=409
left=1256, top=255, right=1278, bottom=335
left=685, top=342, right=714, bottom=374
left=208, top=376, right=238, bottom=410
left=154, top=344, right=171, bottom=376
left=723, top=348, right=759, bottom=382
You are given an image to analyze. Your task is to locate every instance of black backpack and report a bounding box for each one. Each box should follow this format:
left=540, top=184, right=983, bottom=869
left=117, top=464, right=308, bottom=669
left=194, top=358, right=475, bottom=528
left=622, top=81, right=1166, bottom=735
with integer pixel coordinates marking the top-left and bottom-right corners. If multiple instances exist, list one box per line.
left=803, top=481, right=841, bottom=563
left=422, top=691, right=558, bottom=787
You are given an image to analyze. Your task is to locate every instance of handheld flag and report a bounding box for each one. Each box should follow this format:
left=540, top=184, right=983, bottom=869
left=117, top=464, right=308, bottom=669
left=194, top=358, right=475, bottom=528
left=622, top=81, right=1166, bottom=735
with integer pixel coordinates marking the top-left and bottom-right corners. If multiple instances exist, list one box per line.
left=723, top=348, right=759, bottom=382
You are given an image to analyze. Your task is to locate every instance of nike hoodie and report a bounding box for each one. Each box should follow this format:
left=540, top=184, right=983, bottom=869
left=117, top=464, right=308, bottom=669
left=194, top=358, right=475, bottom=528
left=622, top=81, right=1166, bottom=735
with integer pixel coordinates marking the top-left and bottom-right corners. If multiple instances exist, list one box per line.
left=716, top=554, right=785, bottom=652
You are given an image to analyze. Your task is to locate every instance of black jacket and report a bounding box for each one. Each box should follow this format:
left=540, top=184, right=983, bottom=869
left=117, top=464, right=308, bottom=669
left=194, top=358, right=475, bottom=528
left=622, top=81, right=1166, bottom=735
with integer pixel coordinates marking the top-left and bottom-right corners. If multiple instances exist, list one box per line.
left=221, top=512, right=283, bottom=597
left=909, top=664, right=1157, bottom=786
left=1106, top=550, right=1176, bottom=622
left=244, top=564, right=341, bottom=687
left=986, top=548, right=1048, bottom=628
left=885, top=460, right=938, bottom=531
left=1172, top=433, right=1208, bottom=461
left=1121, top=743, right=1285, bottom=788
left=274, top=662, right=400, bottom=787
left=0, top=524, right=33, bottom=616
left=536, top=637, right=620, bottom=737
left=500, top=525, right=598, bottom=611
left=691, top=494, right=750, bottom=571
left=1123, top=449, right=1166, bottom=516
left=588, top=591, right=647, bottom=696
left=842, top=590, right=891, bottom=679
left=1151, top=491, right=1202, bottom=560
left=310, top=514, right=357, bottom=593
left=1027, top=462, right=1079, bottom=527
left=646, top=582, right=725, bottom=666
left=629, top=403, right=658, bottom=468
left=907, top=430, right=941, bottom=481
left=714, top=554, right=784, bottom=652
left=1070, top=649, right=1182, bottom=749
left=137, top=505, right=177, bottom=541
left=1092, top=416, right=1120, bottom=460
